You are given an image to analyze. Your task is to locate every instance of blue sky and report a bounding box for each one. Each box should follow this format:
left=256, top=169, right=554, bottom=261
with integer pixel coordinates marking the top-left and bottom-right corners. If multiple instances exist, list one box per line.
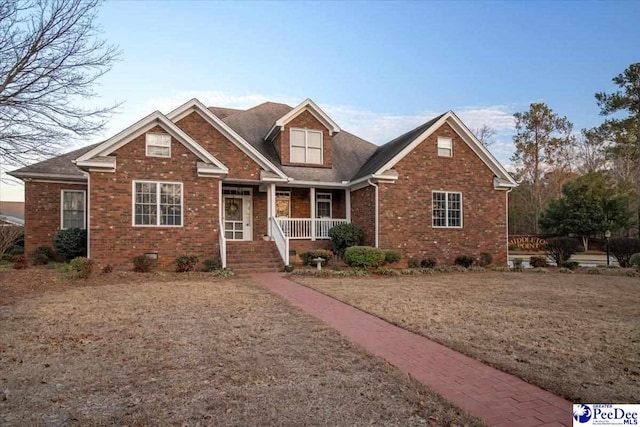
left=1, top=0, right=638, bottom=201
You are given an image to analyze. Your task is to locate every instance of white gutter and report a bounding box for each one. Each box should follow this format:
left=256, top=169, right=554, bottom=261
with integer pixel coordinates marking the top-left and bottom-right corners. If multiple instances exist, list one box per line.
left=367, top=179, right=379, bottom=248
left=349, top=173, right=398, bottom=189
left=505, top=187, right=513, bottom=266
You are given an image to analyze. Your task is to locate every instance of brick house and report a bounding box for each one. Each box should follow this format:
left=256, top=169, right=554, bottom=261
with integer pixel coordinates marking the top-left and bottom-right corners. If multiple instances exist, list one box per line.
left=9, top=98, right=516, bottom=271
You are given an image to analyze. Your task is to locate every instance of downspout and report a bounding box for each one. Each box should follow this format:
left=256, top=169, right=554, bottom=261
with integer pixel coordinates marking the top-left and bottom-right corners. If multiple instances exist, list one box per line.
left=367, top=179, right=379, bottom=248
left=506, top=187, right=513, bottom=266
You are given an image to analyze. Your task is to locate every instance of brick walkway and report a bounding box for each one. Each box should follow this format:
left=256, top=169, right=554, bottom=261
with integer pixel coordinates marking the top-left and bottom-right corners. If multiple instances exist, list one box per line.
left=252, top=273, right=572, bottom=427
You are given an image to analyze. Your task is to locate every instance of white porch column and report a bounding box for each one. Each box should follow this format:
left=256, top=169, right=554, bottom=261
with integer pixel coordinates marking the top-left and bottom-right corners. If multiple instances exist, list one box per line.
left=310, top=187, right=316, bottom=241
left=269, top=183, right=276, bottom=236
left=345, top=188, right=351, bottom=222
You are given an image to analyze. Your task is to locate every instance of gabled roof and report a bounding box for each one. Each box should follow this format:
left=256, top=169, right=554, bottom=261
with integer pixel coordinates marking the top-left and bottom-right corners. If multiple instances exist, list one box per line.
left=264, top=98, right=341, bottom=141
left=9, top=143, right=101, bottom=180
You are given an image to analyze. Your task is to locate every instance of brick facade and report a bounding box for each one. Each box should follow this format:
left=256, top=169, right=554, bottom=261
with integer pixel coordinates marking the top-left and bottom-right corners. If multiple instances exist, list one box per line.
left=377, top=123, right=507, bottom=265
left=23, top=181, right=87, bottom=254
left=350, top=186, right=376, bottom=247
left=277, top=110, right=333, bottom=168
left=89, top=126, right=221, bottom=268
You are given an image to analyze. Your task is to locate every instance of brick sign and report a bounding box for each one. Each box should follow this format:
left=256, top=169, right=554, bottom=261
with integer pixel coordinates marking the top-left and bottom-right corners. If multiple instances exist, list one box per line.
left=508, top=236, right=547, bottom=251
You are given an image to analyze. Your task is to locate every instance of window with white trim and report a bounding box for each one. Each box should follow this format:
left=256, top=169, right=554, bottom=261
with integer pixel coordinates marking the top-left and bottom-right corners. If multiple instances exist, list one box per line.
left=61, top=190, right=86, bottom=229
left=146, top=133, right=171, bottom=158
left=432, top=191, right=462, bottom=228
left=437, top=136, right=453, bottom=157
left=290, top=128, right=323, bottom=164
left=316, top=192, right=332, bottom=218
left=134, top=181, right=182, bottom=226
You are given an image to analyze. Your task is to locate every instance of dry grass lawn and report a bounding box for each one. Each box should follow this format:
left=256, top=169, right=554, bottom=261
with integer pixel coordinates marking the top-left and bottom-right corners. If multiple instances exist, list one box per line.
left=294, top=271, right=640, bottom=403
left=0, top=268, right=481, bottom=426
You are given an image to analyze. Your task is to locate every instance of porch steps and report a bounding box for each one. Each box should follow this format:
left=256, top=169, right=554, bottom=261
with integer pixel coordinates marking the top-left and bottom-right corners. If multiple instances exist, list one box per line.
left=226, top=240, right=283, bottom=275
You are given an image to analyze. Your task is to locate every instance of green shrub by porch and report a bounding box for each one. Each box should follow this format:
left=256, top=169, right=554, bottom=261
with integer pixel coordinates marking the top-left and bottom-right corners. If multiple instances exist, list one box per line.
left=344, top=246, right=385, bottom=268
left=53, top=228, right=87, bottom=261
left=328, top=223, right=363, bottom=256
left=299, top=249, right=332, bottom=266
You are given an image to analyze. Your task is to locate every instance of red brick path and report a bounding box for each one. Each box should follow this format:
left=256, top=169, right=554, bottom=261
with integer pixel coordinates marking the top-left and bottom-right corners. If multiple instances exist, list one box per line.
left=252, top=273, right=572, bottom=427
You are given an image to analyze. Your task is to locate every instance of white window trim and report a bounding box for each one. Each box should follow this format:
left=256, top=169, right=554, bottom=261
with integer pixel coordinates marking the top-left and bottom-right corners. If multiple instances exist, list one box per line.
left=145, top=133, right=172, bottom=158
left=316, top=191, right=332, bottom=218
left=60, top=190, right=86, bottom=230
left=437, top=136, right=453, bottom=157
left=132, top=180, right=184, bottom=227
left=275, top=190, right=291, bottom=218
left=432, top=191, right=463, bottom=229
left=289, top=128, right=323, bottom=165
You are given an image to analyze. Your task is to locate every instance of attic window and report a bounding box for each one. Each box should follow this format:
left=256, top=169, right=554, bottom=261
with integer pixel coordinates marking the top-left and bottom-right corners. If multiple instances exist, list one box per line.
left=437, top=136, right=453, bottom=157
left=290, top=128, right=322, bottom=164
left=146, top=133, right=171, bottom=158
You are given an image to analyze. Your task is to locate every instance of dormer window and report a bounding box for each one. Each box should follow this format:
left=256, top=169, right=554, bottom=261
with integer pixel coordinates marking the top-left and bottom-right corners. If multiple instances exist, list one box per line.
left=146, top=133, right=171, bottom=158
left=290, top=128, right=322, bottom=164
left=437, top=136, right=452, bottom=157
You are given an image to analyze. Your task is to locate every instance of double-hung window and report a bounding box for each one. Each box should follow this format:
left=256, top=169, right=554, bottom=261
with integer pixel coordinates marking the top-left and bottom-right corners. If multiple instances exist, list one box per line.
left=432, top=191, right=462, bottom=228
left=316, top=192, right=332, bottom=218
left=437, top=136, right=453, bottom=157
left=61, top=190, right=86, bottom=229
left=134, top=181, right=183, bottom=226
left=146, top=133, right=171, bottom=158
left=290, top=128, right=323, bottom=164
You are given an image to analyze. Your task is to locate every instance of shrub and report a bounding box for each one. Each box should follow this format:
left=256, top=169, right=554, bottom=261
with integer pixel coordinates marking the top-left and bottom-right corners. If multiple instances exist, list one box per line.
left=211, top=268, right=234, bottom=278
left=609, top=238, right=640, bottom=267
left=53, top=228, right=87, bottom=261
left=283, top=264, right=294, bottom=273
left=175, top=255, right=199, bottom=272
left=558, top=267, right=574, bottom=274
left=544, top=237, right=578, bottom=266
left=8, top=245, right=24, bottom=256
left=102, top=264, right=113, bottom=274
left=344, top=246, right=385, bottom=268
left=132, top=255, right=154, bottom=273
left=560, top=260, right=580, bottom=271
left=529, top=256, right=548, bottom=268
left=454, top=255, right=475, bottom=268
left=407, top=257, right=420, bottom=269
left=478, top=252, right=493, bottom=267
left=401, top=268, right=419, bottom=275
left=383, top=250, right=401, bottom=265
left=299, top=249, right=332, bottom=266
left=12, top=255, right=28, bottom=269
left=328, top=223, right=363, bottom=256
left=69, top=257, right=94, bottom=279
left=512, top=258, right=524, bottom=269
left=587, top=268, right=601, bottom=275
left=630, top=253, right=640, bottom=270
left=420, top=257, right=437, bottom=269
left=202, top=258, right=222, bottom=272
left=29, top=246, right=56, bottom=265
left=374, top=267, right=400, bottom=276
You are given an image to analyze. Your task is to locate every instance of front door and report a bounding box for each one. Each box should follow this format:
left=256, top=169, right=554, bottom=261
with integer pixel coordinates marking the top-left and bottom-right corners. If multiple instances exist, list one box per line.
left=223, top=194, right=252, bottom=240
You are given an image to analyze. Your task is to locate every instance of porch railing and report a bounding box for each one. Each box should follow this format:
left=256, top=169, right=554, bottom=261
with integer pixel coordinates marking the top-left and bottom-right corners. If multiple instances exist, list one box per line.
left=219, top=217, right=227, bottom=268
left=276, top=218, right=349, bottom=240
left=270, top=216, right=289, bottom=266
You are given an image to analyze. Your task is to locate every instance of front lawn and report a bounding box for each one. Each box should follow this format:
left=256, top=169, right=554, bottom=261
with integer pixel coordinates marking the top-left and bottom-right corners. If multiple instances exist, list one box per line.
left=293, top=271, right=640, bottom=403
left=0, top=269, right=481, bottom=426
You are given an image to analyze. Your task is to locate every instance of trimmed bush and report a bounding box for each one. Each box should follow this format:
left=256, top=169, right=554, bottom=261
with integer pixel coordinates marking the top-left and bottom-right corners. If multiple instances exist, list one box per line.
left=383, top=250, right=401, bottom=264
left=544, top=237, right=578, bottom=266
left=454, top=255, right=475, bottom=268
left=53, top=228, right=87, bottom=261
left=420, top=257, right=437, bottom=269
left=175, top=255, right=199, bottom=272
left=328, top=223, right=363, bottom=256
left=132, top=255, right=154, bottom=273
left=512, top=258, right=524, bottom=269
left=29, top=246, right=56, bottom=265
left=529, top=256, right=548, bottom=268
left=560, top=260, right=580, bottom=271
left=344, top=246, right=385, bottom=268
left=202, top=258, right=222, bottom=272
left=478, top=252, right=493, bottom=267
left=629, top=253, right=640, bottom=270
left=407, top=257, right=420, bottom=269
left=299, top=249, right=332, bottom=266
left=69, top=257, right=94, bottom=279
left=609, top=238, right=640, bottom=268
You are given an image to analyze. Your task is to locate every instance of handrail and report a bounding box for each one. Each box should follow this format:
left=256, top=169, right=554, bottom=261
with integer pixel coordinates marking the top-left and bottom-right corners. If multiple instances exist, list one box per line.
left=276, top=218, right=348, bottom=239
left=269, top=216, right=289, bottom=266
left=219, top=217, right=227, bottom=268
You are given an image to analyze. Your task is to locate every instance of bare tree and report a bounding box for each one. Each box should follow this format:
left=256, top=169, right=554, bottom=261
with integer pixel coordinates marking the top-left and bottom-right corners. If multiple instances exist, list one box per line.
left=0, top=225, right=22, bottom=254
left=575, top=127, right=609, bottom=173
left=0, top=0, right=120, bottom=167
left=472, top=125, right=496, bottom=147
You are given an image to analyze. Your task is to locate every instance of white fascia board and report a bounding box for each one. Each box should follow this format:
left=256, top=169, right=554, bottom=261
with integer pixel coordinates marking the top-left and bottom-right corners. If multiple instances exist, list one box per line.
left=494, top=177, right=518, bottom=189
left=348, top=172, right=399, bottom=188
left=266, top=99, right=341, bottom=141
left=8, top=171, right=87, bottom=182
left=76, top=158, right=116, bottom=171
left=167, top=99, right=287, bottom=179
left=285, top=180, right=348, bottom=189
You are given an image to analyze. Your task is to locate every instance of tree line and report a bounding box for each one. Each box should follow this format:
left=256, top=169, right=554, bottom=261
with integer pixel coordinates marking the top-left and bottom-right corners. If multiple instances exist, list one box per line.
left=505, top=62, right=640, bottom=249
